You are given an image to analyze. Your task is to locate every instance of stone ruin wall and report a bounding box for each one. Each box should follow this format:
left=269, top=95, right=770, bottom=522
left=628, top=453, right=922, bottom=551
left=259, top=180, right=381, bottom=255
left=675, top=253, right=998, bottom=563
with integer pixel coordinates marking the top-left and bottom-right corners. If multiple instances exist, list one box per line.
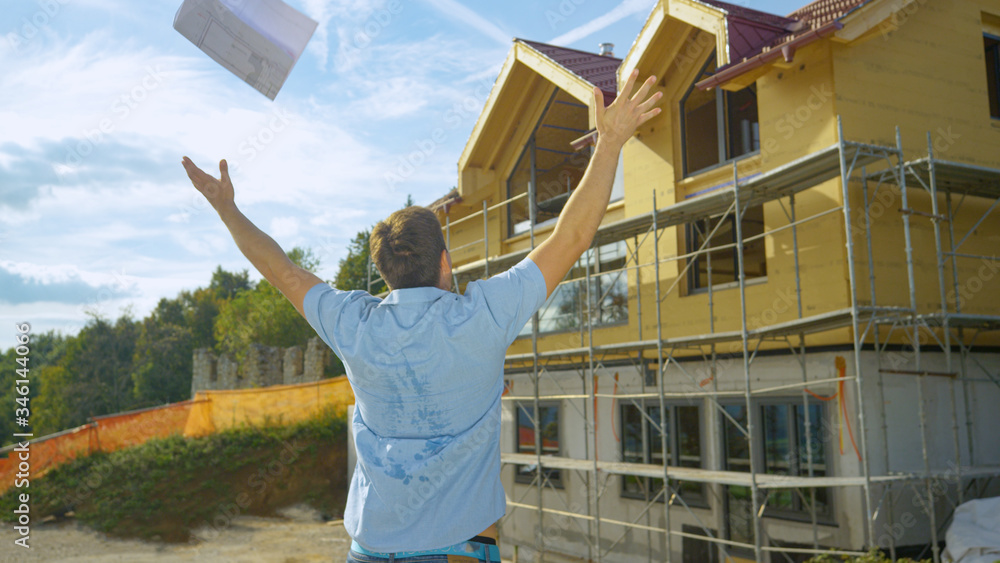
left=191, top=337, right=331, bottom=395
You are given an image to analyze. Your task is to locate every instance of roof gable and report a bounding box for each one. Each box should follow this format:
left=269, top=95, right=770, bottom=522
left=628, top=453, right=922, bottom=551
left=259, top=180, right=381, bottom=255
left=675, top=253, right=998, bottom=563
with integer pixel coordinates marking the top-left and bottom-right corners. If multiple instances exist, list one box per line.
left=517, top=39, right=621, bottom=102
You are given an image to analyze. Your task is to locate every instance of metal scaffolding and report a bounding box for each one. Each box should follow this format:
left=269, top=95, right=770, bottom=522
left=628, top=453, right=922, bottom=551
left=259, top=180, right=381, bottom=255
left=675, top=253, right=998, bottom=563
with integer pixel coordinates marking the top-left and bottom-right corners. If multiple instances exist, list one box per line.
left=376, top=117, right=1000, bottom=562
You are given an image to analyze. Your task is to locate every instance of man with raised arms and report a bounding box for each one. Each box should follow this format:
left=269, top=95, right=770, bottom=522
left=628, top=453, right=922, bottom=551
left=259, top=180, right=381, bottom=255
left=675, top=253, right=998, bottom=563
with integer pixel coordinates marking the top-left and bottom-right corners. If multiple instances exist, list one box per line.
left=181, top=69, right=661, bottom=562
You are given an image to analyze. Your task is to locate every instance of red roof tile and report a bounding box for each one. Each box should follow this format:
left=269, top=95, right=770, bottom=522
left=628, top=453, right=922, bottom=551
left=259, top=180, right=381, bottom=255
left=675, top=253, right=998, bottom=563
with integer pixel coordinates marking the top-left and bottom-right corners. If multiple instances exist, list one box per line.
left=696, top=0, right=871, bottom=73
left=517, top=39, right=621, bottom=103
left=789, top=0, right=870, bottom=30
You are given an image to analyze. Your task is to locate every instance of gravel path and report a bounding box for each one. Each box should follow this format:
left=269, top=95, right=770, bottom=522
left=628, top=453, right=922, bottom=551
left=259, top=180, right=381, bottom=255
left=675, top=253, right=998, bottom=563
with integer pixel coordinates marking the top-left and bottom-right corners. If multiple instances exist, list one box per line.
left=3, top=505, right=351, bottom=563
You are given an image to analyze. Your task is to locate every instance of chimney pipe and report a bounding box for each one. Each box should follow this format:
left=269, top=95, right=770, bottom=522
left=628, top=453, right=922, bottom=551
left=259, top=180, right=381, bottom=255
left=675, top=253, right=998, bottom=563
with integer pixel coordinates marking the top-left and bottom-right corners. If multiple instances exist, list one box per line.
left=599, top=42, right=614, bottom=57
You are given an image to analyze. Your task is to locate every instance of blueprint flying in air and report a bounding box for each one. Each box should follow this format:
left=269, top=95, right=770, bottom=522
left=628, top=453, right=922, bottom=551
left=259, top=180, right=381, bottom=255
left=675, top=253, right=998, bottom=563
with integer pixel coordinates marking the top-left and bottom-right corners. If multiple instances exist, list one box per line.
left=174, top=0, right=318, bottom=100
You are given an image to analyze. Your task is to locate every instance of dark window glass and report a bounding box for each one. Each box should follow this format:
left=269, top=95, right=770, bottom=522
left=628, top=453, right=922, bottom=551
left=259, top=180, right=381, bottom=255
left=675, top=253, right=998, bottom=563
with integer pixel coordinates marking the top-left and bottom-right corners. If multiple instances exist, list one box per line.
left=681, top=54, right=760, bottom=176
left=621, top=403, right=703, bottom=503
left=761, top=402, right=831, bottom=518
left=521, top=241, right=629, bottom=337
left=722, top=404, right=754, bottom=546
left=515, top=403, right=561, bottom=486
left=726, top=85, right=760, bottom=160
left=686, top=205, right=766, bottom=291
left=507, top=91, right=592, bottom=237
left=984, top=35, right=1000, bottom=119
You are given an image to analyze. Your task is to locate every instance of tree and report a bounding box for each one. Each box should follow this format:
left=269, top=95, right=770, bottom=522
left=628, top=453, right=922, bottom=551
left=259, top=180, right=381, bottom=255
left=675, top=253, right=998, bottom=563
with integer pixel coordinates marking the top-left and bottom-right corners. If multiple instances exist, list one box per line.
left=32, top=365, right=73, bottom=435
left=57, top=313, right=141, bottom=425
left=333, top=230, right=384, bottom=292
left=333, top=196, right=414, bottom=293
left=131, top=298, right=195, bottom=407
left=213, top=247, right=333, bottom=367
left=0, top=331, right=68, bottom=443
left=181, top=266, right=250, bottom=349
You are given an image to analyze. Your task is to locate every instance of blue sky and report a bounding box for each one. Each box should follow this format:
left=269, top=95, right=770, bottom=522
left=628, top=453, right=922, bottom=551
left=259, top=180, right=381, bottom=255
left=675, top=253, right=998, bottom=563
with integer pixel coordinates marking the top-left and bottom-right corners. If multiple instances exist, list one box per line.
left=0, top=0, right=806, bottom=337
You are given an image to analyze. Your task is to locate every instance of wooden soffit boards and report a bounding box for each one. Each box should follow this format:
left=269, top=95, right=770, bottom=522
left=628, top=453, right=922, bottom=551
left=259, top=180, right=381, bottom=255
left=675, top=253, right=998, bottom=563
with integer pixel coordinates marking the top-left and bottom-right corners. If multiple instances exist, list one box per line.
left=457, top=41, right=596, bottom=196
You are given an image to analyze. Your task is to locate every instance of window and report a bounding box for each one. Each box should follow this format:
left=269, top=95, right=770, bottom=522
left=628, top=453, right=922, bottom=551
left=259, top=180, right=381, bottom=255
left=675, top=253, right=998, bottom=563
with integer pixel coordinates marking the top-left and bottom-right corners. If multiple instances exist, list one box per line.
left=519, top=240, right=629, bottom=337
left=722, top=404, right=755, bottom=549
left=721, top=400, right=831, bottom=546
left=507, top=90, right=593, bottom=237
left=984, top=34, right=1000, bottom=119
left=760, top=402, right=830, bottom=519
left=681, top=54, right=760, bottom=176
left=515, top=402, right=562, bottom=487
left=620, top=402, right=704, bottom=504
left=686, top=205, right=766, bottom=292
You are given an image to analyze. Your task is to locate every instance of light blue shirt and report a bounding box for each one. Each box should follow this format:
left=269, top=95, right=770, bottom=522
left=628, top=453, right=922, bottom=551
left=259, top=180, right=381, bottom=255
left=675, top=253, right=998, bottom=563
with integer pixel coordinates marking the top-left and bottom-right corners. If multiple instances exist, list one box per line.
left=303, top=257, right=547, bottom=552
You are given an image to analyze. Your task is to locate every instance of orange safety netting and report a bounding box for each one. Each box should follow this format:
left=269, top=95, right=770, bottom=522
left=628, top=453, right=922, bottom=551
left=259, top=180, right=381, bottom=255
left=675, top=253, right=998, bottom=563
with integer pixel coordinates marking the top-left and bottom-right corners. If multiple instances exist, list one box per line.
left=0, top=377, right=354, bottom=495
left=90, top=400, right=195, bottom=453
left=0, top=423, right=96, bottom=493
left=184, top=376, right=354, bottom=437
left=0, top=400, right=195, bottom=494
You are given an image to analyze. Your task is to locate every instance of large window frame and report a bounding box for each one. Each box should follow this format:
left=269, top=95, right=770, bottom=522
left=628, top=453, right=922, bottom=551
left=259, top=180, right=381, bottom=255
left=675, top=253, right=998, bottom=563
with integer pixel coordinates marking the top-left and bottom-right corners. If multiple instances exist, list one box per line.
left=518, top=240, right=629, bottom=338
left=514, top=401, right=563, bottom=488
left=720, top=399, right=834, bottom=547
left=506, top=90, right=597, bottom=238
left=685, top=205, right=767, bottom=293
left=984, top=33, right=1000, bottom=119
left=680, top=53, right=760, bottom=177
left=619, top=401, right=706, bottom=506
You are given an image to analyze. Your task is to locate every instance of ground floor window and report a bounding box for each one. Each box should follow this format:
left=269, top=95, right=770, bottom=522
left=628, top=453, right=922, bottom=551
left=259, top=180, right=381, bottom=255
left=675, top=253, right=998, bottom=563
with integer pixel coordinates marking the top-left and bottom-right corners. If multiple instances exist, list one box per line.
left=515, top=402, right=562, bottom=487
left=620, top=401, right=704, bottom=504
left=721, top=399, right=831, bottom=547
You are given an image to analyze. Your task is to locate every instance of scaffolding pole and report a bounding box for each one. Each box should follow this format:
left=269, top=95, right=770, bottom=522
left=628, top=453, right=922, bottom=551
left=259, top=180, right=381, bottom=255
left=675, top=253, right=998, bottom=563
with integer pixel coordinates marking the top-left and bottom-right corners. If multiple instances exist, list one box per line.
left=425, top=119, right=1000, bottom=563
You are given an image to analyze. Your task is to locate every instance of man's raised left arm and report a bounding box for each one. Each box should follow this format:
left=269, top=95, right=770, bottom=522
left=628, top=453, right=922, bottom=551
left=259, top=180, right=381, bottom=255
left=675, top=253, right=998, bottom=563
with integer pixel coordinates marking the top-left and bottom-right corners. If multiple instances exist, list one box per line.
left=181, top=157, right=323, bottom=317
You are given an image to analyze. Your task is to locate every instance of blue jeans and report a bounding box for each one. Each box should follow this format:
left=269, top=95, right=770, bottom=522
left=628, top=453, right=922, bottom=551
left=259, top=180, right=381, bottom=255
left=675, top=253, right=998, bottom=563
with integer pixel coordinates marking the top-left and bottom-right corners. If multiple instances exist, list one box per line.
left=346, top=538, right=499, bottom=563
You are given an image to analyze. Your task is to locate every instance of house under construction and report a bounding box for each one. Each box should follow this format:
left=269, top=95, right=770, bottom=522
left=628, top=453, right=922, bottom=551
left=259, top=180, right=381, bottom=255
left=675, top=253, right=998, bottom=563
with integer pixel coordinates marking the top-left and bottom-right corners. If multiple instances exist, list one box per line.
left=404, top=0, right=1000, bottom=561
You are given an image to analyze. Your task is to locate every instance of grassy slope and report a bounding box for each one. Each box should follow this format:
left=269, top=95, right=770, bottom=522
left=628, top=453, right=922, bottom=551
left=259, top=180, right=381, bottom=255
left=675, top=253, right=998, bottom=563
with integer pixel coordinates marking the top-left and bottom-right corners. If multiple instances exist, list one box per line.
left=0, top=409, right=348, bottom=542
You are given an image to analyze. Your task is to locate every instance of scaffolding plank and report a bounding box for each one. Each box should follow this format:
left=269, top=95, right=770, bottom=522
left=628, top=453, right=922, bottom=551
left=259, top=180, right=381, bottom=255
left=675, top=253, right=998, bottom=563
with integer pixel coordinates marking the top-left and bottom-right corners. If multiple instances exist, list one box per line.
left=903, top=158, right=1000, bottom=200
left=500, top=453, right=931, bottom=487
left=503, top=307, right=910, bottom=366
left=453, top=143, right=879, bottom=281
left=913, top=313, right=1000, bottom=331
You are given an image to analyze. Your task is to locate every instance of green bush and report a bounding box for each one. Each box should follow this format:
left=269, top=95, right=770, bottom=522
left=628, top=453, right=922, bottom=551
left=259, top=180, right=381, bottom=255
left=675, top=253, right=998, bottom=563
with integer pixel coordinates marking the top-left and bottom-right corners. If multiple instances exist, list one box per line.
left=0, top=406, right=348, bottom=542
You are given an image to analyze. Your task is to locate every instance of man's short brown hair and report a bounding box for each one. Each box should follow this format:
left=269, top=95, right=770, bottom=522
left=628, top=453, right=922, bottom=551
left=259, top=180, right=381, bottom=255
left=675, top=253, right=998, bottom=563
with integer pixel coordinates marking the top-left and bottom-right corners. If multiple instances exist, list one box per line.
left=370, top=206, right=447, bottom=290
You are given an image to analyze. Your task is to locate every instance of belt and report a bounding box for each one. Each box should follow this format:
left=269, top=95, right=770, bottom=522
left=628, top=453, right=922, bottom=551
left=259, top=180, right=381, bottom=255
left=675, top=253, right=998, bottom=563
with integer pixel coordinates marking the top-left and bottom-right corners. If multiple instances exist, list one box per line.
left=350, top=537, right=500, bottom=560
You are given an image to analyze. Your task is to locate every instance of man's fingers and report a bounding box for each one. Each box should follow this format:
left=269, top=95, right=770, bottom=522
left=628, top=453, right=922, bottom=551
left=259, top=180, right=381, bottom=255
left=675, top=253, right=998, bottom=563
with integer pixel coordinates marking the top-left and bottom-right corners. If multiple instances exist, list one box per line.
left=594, top=86, right=605, bottom=123
left=220, top=159, right=230, bottom=184
left=631, top=75, right=657, bottom=105
left=636, top=90, right=663, bottom=114
left=616, top=69, right=639, bottom=106
left=637, top=107, right=662, bottom=126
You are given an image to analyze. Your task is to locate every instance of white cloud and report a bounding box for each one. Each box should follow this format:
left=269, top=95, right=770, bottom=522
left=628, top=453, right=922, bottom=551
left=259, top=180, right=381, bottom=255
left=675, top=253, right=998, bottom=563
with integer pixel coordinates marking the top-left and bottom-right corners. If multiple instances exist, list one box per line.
left=270, top=216, right=300, bottom=239
left=548, top=0, right=652, bottom=47
left=420, top=0, right=511, bottom=46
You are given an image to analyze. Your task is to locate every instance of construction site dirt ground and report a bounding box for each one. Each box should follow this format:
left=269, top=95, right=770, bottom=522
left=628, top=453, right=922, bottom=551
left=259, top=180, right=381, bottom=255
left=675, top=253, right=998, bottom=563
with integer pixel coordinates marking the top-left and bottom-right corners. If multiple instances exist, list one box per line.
left=5, top=505, right=515, bottom=563
left=5, top=505, right=350, bottom=563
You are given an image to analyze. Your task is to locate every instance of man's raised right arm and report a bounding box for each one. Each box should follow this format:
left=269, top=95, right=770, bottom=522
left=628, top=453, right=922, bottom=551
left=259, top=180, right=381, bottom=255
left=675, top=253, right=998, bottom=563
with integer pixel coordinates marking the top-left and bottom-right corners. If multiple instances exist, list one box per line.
left=527, top=70, right=661, bottom=297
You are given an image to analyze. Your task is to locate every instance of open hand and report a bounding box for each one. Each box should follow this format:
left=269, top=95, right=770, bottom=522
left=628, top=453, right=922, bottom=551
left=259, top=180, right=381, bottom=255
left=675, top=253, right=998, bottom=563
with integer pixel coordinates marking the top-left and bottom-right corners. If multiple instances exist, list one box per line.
left=181, top=157, right=235, bottom=211
left=595, top=69, right=662, bottom=150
